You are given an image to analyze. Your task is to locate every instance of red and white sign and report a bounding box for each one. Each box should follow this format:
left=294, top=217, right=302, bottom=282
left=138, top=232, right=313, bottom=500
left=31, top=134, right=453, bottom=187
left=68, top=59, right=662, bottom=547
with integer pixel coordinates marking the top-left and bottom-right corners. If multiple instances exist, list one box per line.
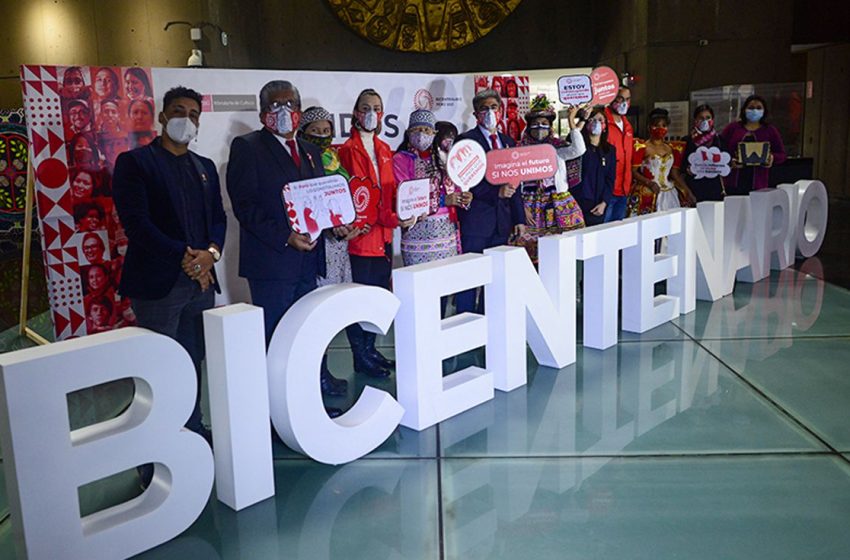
left=396, top=178, right=431, bottom=220
left=282, top=175, right=355, bottom=241
left=446, top=139, right=487, bottom=191
left=590, top=66, right=619, bottom=105
left=557, top=74, right=593, bottom=105
left=687, top=146, right=732, bottom=179
left=485, top=144, right=558, bottom=188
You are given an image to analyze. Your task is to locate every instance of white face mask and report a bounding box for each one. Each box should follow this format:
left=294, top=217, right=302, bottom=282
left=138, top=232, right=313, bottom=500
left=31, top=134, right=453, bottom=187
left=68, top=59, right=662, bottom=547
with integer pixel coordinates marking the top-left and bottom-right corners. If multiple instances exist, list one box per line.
left=588, top=120, right=604, bottom=136
left=614, top=101, right=629, bottom=116
left=482, top=109, right=498, bottom=132
left=272, top=107, right=297, bottom=136
left=359, top=110, right=379, bottom=132
left=166, top=117, right=198, bottom=145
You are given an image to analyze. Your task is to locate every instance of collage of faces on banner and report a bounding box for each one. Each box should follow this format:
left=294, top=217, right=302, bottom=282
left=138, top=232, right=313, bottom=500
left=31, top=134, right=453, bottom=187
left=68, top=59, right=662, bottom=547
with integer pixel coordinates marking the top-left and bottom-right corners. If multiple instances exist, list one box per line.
left=59, top=66, right=158, bottom=334
left=474, top=75, right=529, bottom=143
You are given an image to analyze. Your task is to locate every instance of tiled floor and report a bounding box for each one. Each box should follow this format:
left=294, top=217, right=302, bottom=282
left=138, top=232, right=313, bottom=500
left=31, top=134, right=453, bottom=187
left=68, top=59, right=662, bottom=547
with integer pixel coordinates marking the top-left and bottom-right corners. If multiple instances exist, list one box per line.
left=2, top=265, right=850, bottom=559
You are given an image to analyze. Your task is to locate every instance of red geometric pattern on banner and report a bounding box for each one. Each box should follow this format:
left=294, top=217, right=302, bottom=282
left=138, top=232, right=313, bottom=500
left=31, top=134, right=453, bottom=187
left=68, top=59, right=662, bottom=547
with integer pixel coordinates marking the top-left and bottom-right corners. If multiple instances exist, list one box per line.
left=63, top=247, right=78, bottom=263
left=36, top=157, right=69, bottom=189
left=58, top=218, right=75, bottom=243
left=69, top=308, right=85, bottom=333
left=46, top=249, right=63, bottom=265
left=37, top=190, right=72, bottom=219
left=24, top=80, right=44, bottom=96
left=42, top=221, right=61, bottom=250
left=53, top=310, right=70, bottom=338
left=43, top=66, right=58, bottom=80
left=31, top=130, right=48, bottom=157
left=48, top=129, right=64, bottom=154
left=65, top=260, right=80, bottom=275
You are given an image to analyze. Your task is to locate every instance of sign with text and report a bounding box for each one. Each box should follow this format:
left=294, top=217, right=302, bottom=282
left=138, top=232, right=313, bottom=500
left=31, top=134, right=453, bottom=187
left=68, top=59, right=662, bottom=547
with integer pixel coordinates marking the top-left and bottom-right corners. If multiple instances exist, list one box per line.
left=590, top=66, right=619, bottom=105
left=687, top=146, right=731, bottom=179
left=396, top=178, right=431, bottom=220
left=446, top=139, right=487, bottom=191
left=485, top=144, right=558, bottom=188
left=557, top=74, right=593, bottom=105
left=282, top=175, right=355, bottom=241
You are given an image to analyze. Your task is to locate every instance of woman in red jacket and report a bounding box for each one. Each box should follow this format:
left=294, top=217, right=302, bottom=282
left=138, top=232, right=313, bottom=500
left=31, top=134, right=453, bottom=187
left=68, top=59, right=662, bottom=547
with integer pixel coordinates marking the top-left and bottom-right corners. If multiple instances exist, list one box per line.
left=338, top=88, right=414, bottom=378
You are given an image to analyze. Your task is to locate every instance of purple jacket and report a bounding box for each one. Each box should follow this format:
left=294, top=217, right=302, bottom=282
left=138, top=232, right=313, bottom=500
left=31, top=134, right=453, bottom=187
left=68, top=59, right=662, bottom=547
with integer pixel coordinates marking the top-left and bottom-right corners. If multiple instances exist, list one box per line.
left=719, top=121, right=786, bottom=191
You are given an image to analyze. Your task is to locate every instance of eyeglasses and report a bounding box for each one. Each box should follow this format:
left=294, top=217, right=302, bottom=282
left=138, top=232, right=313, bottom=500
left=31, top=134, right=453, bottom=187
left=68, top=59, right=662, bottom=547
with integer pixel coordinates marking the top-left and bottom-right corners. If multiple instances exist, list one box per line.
left=266, top=99, right=300, bottom=112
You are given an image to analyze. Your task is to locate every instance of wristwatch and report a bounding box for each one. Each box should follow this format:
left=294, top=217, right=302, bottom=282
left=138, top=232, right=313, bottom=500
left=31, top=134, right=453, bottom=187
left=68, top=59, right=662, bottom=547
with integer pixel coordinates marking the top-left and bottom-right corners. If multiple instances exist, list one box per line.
left=207, top=245, right=221, bottom=262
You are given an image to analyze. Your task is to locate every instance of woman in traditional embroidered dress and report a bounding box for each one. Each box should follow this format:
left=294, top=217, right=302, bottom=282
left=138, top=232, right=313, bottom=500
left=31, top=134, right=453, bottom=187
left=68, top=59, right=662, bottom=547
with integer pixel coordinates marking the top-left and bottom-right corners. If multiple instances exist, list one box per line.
left=298, top=105, right=362, bottom=287
left=629, top=108, right=696, bottom=216
left=394, top=111, right=470, bottom=266
left=512, top=94, right=586, bottom=264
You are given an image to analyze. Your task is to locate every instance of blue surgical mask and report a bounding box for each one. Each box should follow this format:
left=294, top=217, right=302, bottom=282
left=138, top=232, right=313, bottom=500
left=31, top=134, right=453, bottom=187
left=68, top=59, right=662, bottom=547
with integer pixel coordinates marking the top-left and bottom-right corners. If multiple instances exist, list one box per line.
left=745, top=108, right=764, bottom=123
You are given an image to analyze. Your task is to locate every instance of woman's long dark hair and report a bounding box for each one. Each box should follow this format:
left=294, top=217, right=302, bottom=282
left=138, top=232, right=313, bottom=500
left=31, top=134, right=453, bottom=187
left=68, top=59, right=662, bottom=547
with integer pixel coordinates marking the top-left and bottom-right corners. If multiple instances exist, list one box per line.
left=581, top=106, right=611, bottom=154
left=432, top=121, right=458, bottom=183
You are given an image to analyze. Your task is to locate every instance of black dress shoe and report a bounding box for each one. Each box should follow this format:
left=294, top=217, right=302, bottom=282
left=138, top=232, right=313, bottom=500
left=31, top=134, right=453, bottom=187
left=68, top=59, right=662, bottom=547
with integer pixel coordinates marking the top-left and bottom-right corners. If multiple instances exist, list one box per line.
left=325, top=407, right=344, bottom=418
left=354, top=354, right=391, bottom=378
left=321, top=371, right=347, bottom=396
left=368, top=348, right=395, bottom=369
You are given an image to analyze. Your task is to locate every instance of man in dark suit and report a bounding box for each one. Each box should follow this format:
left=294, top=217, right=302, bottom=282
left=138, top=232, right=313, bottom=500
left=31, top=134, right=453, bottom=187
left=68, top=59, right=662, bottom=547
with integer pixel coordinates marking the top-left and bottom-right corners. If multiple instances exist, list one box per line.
left=113, top=86, right=226, bottom=440
left=226, top=80, right=348, bottom=410
left=455, top=88, right=526, bottom=314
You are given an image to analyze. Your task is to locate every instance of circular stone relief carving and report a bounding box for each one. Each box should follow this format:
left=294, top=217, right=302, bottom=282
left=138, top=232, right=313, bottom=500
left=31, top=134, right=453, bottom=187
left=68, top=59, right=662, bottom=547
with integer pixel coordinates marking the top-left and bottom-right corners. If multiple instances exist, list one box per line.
left=327, top=0, right=523, bottom=52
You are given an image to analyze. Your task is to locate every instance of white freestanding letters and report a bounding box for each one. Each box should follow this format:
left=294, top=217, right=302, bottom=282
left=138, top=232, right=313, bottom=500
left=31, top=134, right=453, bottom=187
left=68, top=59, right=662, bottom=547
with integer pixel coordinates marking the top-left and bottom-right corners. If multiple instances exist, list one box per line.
left=667, top=207, right=697, bottom=313
left=574, top=221, right=639, bottom=349
left=267, top=284, right=404, bottom=464
left=203, top=304, right=274, bottom=511
left=792, top=179, right=828, bottom=258
left=0, top=328, right=214, bottom=560
left=484, top=238, right=577, bottom=391
left=685, top=202, right=727, bottom=301
left=393, top=253, right=494, bottom=430
left=724, top=196, right=756, bottom=285
left=622, top=211, right=682, bottom=333
left=749, top=189, right=791, bottom=273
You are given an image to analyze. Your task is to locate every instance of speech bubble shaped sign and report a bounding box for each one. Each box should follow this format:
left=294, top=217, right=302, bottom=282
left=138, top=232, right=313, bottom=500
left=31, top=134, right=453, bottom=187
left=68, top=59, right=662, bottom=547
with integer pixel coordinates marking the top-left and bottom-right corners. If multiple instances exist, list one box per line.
left=282, top=174, right=356, bottom=241
left=687, top=146, right=731, bottom=179
left=447, top=139, right=487, bottom=191
left=397, top=178, right=431, bottom=220
left=485, top=144, right=558, bottom=188
left=557, top=74, right=593, bottom=105
left=590, top=66, right=619, bottom=105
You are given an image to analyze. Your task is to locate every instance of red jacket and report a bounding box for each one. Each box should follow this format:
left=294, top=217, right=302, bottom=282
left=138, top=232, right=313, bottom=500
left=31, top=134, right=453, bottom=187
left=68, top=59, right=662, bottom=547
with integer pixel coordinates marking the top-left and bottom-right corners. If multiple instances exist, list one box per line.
left=338, top=129, right=399, bottom=257
left=605, top=106, right=634, bottom=197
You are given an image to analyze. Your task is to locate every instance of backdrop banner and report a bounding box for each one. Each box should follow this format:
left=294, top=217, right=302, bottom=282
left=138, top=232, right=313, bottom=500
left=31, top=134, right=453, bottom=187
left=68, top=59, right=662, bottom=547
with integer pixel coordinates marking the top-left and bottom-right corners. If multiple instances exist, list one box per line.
left=21, top=65, right=474, bottom=340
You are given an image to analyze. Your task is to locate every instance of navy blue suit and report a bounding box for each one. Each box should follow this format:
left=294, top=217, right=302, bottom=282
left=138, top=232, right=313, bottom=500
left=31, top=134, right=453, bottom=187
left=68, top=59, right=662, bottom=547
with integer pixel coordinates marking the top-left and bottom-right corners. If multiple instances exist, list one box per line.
left=226, top=128, right=326, bottom=341
left=455, top=126, right=525, bottom=314
left=113, top=141, right=226, bottom=299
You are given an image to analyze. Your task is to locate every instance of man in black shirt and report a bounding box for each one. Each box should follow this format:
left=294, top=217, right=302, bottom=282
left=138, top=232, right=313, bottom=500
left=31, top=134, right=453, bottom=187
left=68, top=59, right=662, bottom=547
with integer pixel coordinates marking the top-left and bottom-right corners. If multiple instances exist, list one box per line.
left=113, top=86, right=227, bottom=442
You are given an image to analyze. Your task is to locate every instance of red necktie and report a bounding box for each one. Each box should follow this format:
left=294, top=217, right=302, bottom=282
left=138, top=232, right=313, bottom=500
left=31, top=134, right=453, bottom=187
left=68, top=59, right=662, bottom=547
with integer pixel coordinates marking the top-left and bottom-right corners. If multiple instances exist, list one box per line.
left=286, top=139, right=302, bottom=169
left=489, top=133, right=499, bottom=150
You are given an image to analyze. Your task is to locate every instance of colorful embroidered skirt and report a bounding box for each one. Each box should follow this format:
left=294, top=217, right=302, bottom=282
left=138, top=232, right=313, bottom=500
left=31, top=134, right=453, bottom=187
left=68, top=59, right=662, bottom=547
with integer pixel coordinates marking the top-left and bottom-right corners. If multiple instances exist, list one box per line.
left=513, top=189, right=585, bottom=263
left=401, top=213, right=460, bottom=266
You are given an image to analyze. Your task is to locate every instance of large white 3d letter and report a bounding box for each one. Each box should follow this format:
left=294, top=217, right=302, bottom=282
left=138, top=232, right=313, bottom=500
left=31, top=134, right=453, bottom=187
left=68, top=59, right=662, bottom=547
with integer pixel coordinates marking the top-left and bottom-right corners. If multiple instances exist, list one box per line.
left=791, top=179, right=828, bottom=258
left=0, top=328, right=214, bottom=560
left=204, top=304, right=274, bottom=511
left=267, top=284, right=404, bottom=464
left=749, top=188, right=791, bottom=273
left=485, top=237, right=577, bottom=391
left=667, top=207, right=697, bottom=313
left=394, top=253, right=494, bottom=430
left=724, top=195, right=754, bottom=286
left=574, top=221, right=638, bottom=350
left=622, top=210, right=683, bottom=333
left=680, top=201, right=727, bottom=301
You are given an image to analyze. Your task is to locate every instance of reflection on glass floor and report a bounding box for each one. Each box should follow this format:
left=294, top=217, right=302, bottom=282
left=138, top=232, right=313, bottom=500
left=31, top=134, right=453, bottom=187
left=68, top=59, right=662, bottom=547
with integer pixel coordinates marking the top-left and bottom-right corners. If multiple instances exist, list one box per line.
left=2, top=263, right=850, bottom=559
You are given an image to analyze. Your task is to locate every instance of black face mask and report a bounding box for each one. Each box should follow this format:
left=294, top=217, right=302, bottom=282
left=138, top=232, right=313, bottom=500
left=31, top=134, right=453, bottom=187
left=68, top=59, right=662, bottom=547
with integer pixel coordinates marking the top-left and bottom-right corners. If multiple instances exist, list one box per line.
left=301, top=132, right=332, bottom=150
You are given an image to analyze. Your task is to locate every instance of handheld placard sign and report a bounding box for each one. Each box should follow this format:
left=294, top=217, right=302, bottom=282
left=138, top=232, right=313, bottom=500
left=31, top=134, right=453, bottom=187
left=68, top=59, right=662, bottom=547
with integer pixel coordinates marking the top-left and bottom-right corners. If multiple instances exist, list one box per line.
left=349, top=176, right=381, bottom=229
left=557, top=74, right=593, bottom=105
left=446, top=139, right=487, bottom=191
left=397, top=178, right=431, bottom=220
left=687, top=146, right=731, bottom=179
left=590, top=66, right=619, bottom=105
left=485, top=144, right=558, bottom=188
left=282, top=174, right=355, bottom=241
